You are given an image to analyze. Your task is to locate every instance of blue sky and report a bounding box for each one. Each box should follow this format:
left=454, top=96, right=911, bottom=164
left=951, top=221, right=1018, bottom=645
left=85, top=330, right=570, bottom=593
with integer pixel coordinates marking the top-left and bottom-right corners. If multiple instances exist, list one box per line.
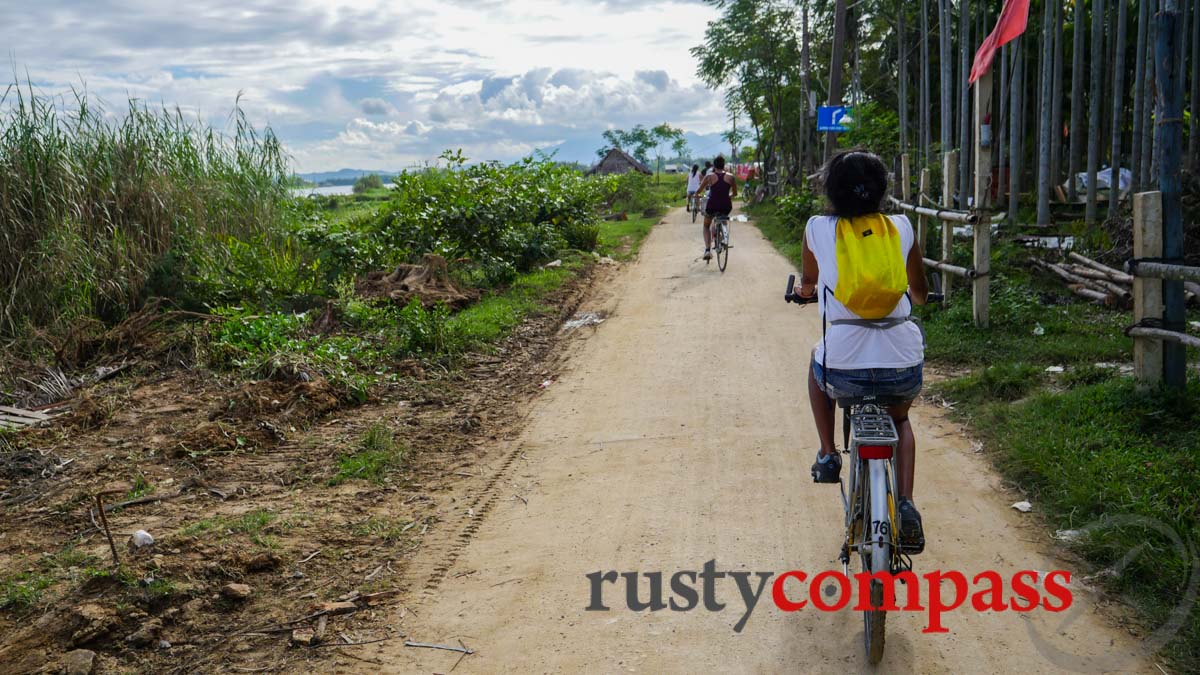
left=1, top=0, right=724, bottom=171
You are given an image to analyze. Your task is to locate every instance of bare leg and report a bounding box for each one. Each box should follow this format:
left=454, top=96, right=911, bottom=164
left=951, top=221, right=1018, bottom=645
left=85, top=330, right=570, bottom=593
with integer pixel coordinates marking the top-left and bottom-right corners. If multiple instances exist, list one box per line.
left=808, top=365, right=837, bottom=456
left=887, top=401, right=916, bottom=498
left=702, top=215, right=713, bottom=249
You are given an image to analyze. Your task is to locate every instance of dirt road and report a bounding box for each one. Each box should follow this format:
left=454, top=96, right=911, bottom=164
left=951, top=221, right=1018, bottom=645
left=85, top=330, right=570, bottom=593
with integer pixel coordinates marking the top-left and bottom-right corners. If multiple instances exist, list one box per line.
left=359, top=208, right=1152, bottom=673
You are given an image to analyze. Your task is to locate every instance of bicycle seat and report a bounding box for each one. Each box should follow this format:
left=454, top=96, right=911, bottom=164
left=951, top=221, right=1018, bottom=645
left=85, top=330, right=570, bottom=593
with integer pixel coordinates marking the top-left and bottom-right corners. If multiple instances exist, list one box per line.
left=836, top=394, right=908, bottom=409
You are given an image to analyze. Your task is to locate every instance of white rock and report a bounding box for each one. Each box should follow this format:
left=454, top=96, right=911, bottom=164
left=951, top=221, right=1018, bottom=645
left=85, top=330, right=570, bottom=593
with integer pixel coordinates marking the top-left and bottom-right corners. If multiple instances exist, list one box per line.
left=1045, top=366, right=1064, bottom=374
left=1011, top=501, right=1033, bottom=513
left=129, top=530, right=154, bottom=548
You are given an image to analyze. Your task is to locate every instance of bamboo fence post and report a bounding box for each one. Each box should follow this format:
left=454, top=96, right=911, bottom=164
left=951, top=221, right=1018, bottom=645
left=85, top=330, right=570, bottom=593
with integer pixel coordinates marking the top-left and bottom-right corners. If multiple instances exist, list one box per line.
left=1133, top=191, right=1164, bottom=389
left=973, top=72, right=993, bottom=328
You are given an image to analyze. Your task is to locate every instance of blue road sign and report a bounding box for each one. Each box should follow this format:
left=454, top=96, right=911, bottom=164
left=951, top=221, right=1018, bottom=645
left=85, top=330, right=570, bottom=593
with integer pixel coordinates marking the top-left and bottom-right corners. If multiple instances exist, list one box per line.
left=817, top=105, right=852, bottom=132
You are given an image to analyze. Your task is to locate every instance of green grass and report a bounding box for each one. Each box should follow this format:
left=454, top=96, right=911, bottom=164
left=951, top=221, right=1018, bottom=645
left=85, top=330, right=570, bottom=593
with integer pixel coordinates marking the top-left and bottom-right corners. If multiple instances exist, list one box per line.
left=961, top=379, right=1200, bottom=670
left=329, top=422, right=406, bottom=485
left=0, top=80, right=297, bottom=340
left=599, top=215, right=657, bottom=260
left=180, top=508, right=276, bottom=537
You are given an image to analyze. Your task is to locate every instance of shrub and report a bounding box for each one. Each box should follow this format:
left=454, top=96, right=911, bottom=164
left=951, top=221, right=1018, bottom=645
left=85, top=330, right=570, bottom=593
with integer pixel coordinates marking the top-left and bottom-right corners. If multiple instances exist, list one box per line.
left=562, top=220, right=601, bottom=251
left=352, top=174, right=384, bottom=194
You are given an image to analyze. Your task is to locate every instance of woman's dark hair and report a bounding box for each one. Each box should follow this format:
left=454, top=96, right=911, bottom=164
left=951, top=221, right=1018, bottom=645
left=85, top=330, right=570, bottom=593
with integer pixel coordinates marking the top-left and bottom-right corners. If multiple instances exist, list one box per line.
left=705, top=160, right=713, bottom=168
left=822, top=149, right=888, bottom=217
left=713, top=155, right=726, bottom=170
left=691, top=164, right=699, bottom=176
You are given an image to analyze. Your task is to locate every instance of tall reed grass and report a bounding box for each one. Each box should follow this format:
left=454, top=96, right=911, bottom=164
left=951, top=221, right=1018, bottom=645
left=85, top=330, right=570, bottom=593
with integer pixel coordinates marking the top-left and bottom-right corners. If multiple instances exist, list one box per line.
left=0, top=82, right=293, bottom=339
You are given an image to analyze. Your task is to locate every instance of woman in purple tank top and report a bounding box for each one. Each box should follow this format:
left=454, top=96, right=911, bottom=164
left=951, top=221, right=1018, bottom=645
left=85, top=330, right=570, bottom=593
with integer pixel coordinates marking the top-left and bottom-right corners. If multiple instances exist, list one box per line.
left=695, top=155, right=738, bottom=260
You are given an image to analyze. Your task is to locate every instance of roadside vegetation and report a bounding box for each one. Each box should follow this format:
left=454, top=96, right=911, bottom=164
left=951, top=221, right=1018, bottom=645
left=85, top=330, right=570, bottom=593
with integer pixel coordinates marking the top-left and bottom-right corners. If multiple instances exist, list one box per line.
left=749, top=188, right=1200, bottom=670
left=0, top=84, right=677, bottom=672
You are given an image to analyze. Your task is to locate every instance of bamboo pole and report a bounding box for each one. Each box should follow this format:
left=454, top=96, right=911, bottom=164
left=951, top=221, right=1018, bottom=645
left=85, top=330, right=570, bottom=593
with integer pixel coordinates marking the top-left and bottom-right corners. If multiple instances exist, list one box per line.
left=973, top=71, right=993, bottom=328
left=1157, top=1, right=1187, bottom=389
left=924, top=258, right=976, bottom=278
left=958, top=0, right=972, bottom=208
left=1068, top=0, right=1085, bottom=201
left=887, top=196, right=975, bottom=223
left=942, top=150, right=958, bottom=303
left=1085, top=0, right=1106, bottom=224
left=1107, top=0, right=1129, bottom=220
left=1036, top=0, right=1054, bottom=225
left=1132, top=0, right=1150, bottom=191
left=1009, top=38, right=1024, bottom=224
left=918, top=168, right=930, bottom=249
left=1067, top=251, right=1136, bottom=283
left=1128, top=326, right=1200, bottom=349
left=940, top=0, right=954, bottom=156
left=1050, top=0, right=1065, bottom=190
left=1133, top=190, right=1164, bottom=388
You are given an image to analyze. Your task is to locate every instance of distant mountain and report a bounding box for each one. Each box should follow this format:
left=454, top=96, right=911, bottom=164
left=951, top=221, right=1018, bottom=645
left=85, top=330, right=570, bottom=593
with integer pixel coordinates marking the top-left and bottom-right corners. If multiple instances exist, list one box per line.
left=295, top=168, right=401, bottom=186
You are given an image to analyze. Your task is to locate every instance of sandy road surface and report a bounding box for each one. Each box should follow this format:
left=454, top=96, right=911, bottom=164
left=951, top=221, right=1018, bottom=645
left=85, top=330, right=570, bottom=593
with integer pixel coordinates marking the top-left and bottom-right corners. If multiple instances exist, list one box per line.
left=355, top=208, right=1152, bottom=673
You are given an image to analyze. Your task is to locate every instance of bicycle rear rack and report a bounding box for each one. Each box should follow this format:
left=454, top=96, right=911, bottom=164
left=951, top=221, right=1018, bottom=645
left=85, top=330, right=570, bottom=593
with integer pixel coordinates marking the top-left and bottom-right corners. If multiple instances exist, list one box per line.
left=850, top=412, right=899, bottom=447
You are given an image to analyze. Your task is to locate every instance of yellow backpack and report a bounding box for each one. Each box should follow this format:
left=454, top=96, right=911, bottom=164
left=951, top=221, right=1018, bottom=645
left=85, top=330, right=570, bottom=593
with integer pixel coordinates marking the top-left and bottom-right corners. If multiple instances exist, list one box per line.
left=832, top=213, right=908, bottom=319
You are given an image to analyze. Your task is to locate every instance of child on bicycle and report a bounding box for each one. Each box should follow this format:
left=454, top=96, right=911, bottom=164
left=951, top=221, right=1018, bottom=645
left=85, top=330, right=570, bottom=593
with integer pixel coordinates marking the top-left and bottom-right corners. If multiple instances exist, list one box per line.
left=686, top=164, right=701, bottom=212
left=794, top=149, right=930, bottom=553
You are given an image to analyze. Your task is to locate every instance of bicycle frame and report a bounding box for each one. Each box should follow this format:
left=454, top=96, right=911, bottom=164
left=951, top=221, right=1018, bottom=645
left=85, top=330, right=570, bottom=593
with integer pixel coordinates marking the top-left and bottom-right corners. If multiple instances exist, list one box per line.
left=839, top=404, right=901, bottom=573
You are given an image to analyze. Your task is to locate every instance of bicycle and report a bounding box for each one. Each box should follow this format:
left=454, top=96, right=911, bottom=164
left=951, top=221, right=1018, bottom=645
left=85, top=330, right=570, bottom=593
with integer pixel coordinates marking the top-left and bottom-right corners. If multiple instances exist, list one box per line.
left=710, top=214, right=730, bottom=272
left=689, top=194, right=701, bottom=222
left=783, top=274, right=941, bottom=664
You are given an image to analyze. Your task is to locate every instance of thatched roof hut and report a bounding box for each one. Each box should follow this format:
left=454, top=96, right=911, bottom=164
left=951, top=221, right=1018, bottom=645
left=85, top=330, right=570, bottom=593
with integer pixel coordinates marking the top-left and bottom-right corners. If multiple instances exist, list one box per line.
left=587, top=148, right=652, bottom=176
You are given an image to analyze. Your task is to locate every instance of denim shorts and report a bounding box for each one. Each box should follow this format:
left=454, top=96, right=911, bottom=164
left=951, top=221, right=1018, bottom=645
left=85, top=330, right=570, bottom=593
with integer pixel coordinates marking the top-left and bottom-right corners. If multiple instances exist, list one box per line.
left=811, top=359, right=924, bottom=402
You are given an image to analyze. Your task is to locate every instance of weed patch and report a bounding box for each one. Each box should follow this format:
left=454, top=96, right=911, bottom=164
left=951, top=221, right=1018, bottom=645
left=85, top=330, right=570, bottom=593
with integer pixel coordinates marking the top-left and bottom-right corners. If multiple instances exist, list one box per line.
left=330, top=423, right=406, bottom=485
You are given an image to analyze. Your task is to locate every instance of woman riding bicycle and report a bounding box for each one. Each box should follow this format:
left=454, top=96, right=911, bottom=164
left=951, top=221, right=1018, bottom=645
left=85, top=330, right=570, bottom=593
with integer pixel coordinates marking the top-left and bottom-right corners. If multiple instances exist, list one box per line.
left=686, top=164, right=701, bottom=212
left=696, top=156, right=737, bottom=260
left=795, top=149, right=929, bottom=553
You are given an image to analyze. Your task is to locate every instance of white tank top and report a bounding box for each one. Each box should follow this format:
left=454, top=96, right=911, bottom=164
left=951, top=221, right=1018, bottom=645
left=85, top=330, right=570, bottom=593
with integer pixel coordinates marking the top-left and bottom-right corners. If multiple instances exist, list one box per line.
left=804, top=214, right=925, bottom=369
left=686, top=172, right=701, bottom=192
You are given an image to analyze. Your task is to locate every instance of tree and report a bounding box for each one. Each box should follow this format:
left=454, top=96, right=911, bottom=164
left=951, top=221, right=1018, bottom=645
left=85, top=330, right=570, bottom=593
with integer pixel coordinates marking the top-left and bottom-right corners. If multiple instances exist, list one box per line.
left=649, top=123, right=685, bottom=180
left=353, top=173, right=384, bottom=194
left=597, top=126, right=655, bottom=163
left=672, top=136, right=691, bottom=164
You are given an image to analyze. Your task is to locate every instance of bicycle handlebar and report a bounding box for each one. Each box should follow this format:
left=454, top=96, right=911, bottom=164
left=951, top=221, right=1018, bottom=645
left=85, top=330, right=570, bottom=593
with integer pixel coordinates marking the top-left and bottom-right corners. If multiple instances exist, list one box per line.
left=784, top=274, right=818, bottom=305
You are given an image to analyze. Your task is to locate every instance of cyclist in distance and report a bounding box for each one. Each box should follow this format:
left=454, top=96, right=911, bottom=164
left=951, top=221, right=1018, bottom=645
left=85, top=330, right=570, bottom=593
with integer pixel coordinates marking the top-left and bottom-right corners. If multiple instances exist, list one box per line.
left=795, top=149, right=929, bottom=552
left=696, top=155, right=737, bottom=260
left=686, top=164, right=701, bottom=212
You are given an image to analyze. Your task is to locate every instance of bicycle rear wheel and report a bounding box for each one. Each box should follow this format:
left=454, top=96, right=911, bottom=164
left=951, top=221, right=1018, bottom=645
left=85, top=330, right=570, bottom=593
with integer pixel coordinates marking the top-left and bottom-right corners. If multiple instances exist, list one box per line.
left=717, top=224, right=729, bottom=272
left=692, top=202, right=698, bottom=222
left=860, top=460, right=890, bottom=664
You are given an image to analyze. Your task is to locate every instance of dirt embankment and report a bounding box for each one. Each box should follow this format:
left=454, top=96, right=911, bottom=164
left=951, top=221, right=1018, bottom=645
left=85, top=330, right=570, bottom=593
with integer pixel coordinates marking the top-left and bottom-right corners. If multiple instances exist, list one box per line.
left=0, top=264, right=601, bottom=674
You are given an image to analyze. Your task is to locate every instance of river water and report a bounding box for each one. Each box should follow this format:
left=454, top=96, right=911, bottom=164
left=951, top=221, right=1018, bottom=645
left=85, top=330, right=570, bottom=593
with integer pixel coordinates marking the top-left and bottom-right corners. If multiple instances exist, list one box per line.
left=290, top=184, right=356, bottom=197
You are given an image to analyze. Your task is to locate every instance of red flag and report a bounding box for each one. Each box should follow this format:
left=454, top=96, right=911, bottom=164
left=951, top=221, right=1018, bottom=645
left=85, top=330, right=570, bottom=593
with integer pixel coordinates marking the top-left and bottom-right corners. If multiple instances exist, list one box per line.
left=969, top=0, right=1031, bottom=84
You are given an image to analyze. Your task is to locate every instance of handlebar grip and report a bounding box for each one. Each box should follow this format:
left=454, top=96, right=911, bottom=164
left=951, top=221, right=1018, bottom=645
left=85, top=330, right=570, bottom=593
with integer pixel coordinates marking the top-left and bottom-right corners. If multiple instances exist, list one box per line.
left=784, top=275, right=818, bottom=305
left=927, top=293, right=945, bottom=304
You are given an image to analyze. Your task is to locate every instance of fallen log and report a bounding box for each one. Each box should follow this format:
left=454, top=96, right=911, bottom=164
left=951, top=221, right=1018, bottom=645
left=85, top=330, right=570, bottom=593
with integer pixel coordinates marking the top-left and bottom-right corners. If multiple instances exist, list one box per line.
left=1068, top=284, right=1112, bottom=305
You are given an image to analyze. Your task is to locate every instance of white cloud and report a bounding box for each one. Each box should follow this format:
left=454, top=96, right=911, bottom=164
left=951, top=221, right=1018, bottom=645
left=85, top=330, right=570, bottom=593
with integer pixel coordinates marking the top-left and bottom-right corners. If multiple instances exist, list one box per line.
left=1, top=0, right=720, bottom=171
